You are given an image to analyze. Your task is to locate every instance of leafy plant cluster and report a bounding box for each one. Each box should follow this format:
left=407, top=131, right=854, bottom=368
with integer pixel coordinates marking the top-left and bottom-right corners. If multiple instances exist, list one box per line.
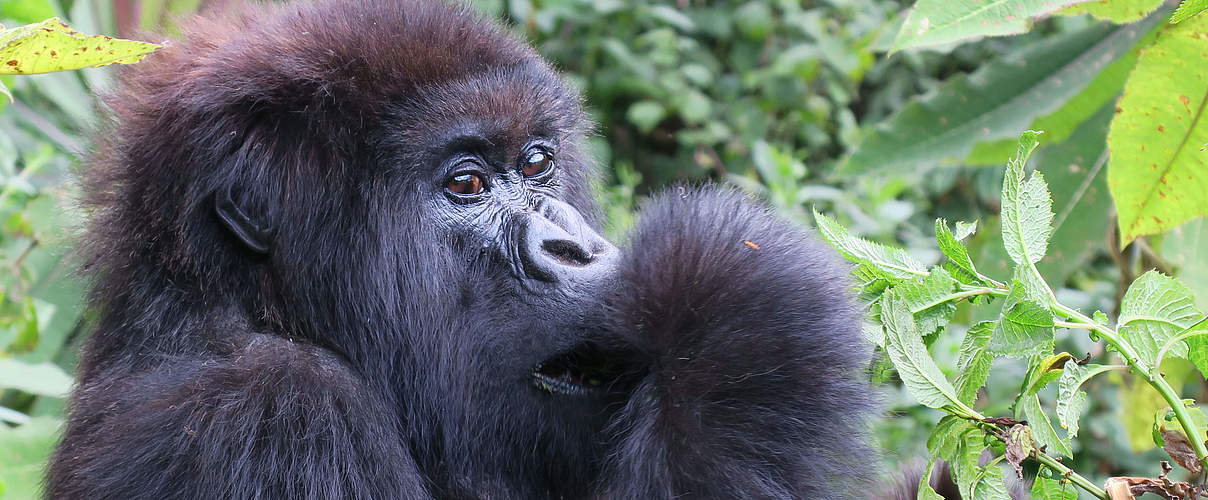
left=819, top=131, right=1208, bottom=499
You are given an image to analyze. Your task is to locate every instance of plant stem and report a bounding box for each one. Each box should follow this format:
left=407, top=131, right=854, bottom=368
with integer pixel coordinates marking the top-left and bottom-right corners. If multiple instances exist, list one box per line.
left=1052, top=302, right=1208, bottom=471
left=972, top=420, right=1107, bottom=499
left=1032, top=450, right=1108, bottom=499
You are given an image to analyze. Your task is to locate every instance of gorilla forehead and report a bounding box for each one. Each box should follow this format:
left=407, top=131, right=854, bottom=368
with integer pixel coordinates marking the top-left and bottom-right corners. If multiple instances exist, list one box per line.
left=217, top=0, right=545, bottom=110
left=390, top=65, right=584, bottom=159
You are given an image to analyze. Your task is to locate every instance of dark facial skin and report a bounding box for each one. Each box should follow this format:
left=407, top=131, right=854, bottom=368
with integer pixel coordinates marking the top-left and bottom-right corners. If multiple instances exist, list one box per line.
left=426, top=129, right=618, bottom=292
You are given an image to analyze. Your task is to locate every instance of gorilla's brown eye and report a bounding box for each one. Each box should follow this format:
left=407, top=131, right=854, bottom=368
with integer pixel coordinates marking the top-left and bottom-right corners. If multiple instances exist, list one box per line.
left=522, top=150, right=553, bottom=177
left=446, top=173, right=485, bottom=196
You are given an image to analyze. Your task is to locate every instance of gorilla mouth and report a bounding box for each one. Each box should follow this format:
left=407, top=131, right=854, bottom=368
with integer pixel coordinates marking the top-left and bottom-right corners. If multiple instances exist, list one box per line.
left=533, top=344, right=634, bottom=396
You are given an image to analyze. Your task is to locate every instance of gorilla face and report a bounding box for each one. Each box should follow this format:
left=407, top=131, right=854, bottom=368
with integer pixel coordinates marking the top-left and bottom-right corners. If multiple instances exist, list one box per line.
left=368, top=68, right=643, bottom=491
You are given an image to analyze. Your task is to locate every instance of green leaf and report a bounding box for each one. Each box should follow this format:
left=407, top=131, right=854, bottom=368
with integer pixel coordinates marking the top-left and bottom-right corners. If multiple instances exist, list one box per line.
left=881, top=290, right=963, bottom=410
left=0, top=358, right=71, bottom=396
left=1059, top=0, right=1165, bottom=23
left=1017, top=393, right=1073, bottom=457
left=947, top=426, right=1010, bottom=500
left=1000, top=131, right=1052, bottom=266
left=891, top=0, right=1099, bottom=52
left=947, top=425, right=987, bottom=498
left=1118, top=271, right=1203, bottom=367
left=0, top=18, right=160, bottom=75
left=955, top=321, right=995, bottom=405
left=626, top=100, right=666, bottom=134
left=895, top=267, right=959, bottom=337
left=1021, top=352, right=1075, bottom=395
left=990, top=279, right=1055, bottom=357
left=1171, top=0, right=1208, bottom=23
left=1030, top=467, right=1078, bottom=499
left=936, top=219, right=985, bottom=286
left=1181, top=316, right=1208, bottom=378
left=845, top=22, right=1146, bottom=173
left=916, top=459, right=947, bottom=500
left=1108, top=14, right=1208, bottom=246
left=1055, top=360, right=1094, bottom=439
left=0, top=417, right=61, bottom=500
left=968, top=462, right=1011, bottom=500
left=928, top=415, right=973, bottom=456
left=812, top=209, right=928, bottom=279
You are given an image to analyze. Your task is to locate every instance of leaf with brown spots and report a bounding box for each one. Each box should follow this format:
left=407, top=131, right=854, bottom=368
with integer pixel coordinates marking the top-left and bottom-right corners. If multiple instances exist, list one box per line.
left=1108, top=13, right=1208, bottom=246
left=1058, top=0, right=1165, bottom=23
left=0, top=17, right=160, bottom=77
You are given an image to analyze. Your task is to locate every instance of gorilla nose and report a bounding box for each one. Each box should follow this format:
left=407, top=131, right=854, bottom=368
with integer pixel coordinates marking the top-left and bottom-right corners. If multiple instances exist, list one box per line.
left=521, top=200, right=619, bottom=284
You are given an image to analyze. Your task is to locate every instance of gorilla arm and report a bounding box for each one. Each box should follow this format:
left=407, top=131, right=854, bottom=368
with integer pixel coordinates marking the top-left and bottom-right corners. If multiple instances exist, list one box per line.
left=598, top=187, right=878, bottom=499
left=46, top=334, right=430, bottom=500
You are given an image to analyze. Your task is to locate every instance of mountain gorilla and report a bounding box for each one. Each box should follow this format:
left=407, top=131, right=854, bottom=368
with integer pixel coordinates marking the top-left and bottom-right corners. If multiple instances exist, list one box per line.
left=46, top=0, right=877, bottom=498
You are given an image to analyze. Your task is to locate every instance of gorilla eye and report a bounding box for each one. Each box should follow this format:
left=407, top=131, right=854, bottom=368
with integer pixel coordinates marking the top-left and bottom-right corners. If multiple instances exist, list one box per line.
left=522, top=149, right=553, bottom=178
left=446, top=172, right=485, bottom=196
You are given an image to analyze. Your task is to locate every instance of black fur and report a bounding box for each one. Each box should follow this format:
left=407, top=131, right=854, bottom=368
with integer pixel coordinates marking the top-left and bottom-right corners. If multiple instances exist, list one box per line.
left=46, top=0, right=876, bottom=498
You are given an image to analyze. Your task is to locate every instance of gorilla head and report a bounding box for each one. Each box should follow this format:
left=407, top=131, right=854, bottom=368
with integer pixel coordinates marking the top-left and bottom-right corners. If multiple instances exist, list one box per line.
left=48, top=1, right=877, bottom=498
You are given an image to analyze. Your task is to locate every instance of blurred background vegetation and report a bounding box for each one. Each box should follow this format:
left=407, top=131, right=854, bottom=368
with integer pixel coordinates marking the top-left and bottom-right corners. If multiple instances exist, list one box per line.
left=0, top=0, right=1204, bottom=497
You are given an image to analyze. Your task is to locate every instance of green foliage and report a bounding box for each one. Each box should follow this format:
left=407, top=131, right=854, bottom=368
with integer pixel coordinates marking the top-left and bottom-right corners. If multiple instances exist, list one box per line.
left=1058, top=0, right=1165, bottom=23
left=1107, top=13, right=1208, bottom=246
left=1171, top=0, right=1208, bottom=23
left=819, top=131, right=1208, bottom=498
left=893, top=0, right=1095, bottom=51
left=846, top=17, right=1158, bottom=173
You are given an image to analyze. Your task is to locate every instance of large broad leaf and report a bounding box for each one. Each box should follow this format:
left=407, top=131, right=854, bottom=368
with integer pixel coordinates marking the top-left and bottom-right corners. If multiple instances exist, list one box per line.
left=0, top=17, right=160, bottom=75
left=1108, top=14, right=1208, bottom=246
left=891, top=0, right=1096, bottom=52
left=1059, top=0, right=1165, bottom=23
left=1118, top=271, right=1202, bottom=367
left=845, top=19, right=1154, bottom=173
left=965, top=18, right=1160, bottom=166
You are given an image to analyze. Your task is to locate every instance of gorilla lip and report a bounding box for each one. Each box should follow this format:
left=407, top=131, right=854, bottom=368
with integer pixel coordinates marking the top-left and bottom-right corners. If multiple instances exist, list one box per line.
left=532, top=343, right=632, bottom=396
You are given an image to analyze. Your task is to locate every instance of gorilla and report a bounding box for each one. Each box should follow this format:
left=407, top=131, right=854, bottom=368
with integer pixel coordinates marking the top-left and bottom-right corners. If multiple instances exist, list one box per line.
left=45, top=0, right=877, bottom=498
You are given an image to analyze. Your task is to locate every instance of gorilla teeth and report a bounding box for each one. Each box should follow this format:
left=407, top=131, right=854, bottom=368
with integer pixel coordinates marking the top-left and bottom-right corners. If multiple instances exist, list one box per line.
left=532, top=344, right=631, bottom=396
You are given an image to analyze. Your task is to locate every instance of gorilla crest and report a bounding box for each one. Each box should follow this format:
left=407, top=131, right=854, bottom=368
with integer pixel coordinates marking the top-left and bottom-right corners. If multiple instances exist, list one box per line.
left=47, top=0, right=877, bottom=498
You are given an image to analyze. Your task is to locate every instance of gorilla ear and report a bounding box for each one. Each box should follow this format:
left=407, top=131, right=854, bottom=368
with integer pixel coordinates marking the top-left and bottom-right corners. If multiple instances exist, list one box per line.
left=214, top=184, right=273, bottom=255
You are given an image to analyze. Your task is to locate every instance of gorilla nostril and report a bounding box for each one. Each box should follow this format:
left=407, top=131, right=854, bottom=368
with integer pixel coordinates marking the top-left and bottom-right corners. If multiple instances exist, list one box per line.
left=541, top=239, right=593, bottom=267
